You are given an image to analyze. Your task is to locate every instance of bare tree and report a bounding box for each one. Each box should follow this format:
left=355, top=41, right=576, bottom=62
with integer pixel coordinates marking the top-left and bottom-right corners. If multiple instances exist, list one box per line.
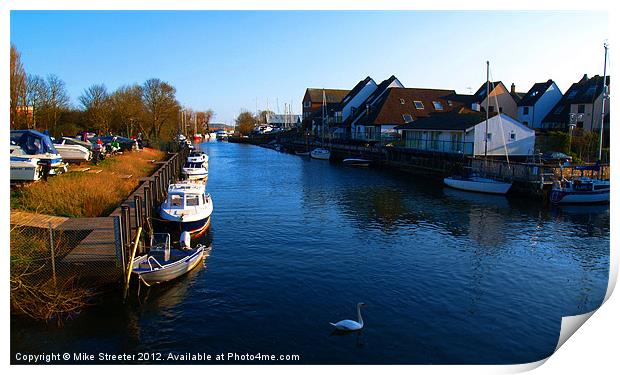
left=110, top=84, right=145, bottom=137
left=10, top=44, right=27, bottom=128
left=24, top=74, right=47, bottom=129
left=79, top=84, right=112, bottom=134
left=43, top=74, right=70, bottom=134
left=142, top=78, right=179, bottom=140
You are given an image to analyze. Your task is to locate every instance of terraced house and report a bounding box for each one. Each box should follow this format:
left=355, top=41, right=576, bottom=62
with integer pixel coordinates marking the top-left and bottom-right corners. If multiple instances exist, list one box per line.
left=542, top=74, right=610, bottom=131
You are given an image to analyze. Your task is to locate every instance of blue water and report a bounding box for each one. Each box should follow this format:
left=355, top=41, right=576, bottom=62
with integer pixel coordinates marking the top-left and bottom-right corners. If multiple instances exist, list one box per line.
left=11, top=141, right=610, bottom=364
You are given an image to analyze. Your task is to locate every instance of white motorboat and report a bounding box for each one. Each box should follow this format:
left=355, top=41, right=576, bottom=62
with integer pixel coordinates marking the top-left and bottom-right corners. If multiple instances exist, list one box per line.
left=10, top=130, right=67, bottom=175
left=444, top=175, right=512, bottom=195
left=551, top=177, right=609, bottom=204
left=208, top=132, right=217, bottom=139
left=182, top=161, right=208, bottom=181
left=160, top=181, right=214, bottom=236
left=187, top=150, right=209, bottom=164
left=343, top=158, right=371, bottom=167
left=310, top=148, right=331, bottom=160
left=53, top=139, right=91, bottom=163
left=10, top=157, right=42, bottom=182
left=132, top=233, right=208, bottom=286
left=215, top=130, right=228, bottom=140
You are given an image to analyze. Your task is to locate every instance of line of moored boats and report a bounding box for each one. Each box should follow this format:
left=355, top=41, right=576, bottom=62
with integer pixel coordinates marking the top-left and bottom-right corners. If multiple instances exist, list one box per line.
left=131, top=144, right=213, bottom=287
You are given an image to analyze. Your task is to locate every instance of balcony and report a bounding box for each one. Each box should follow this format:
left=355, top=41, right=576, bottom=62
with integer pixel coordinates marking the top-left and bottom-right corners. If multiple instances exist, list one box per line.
left=403, top=138, right=474, bottom=155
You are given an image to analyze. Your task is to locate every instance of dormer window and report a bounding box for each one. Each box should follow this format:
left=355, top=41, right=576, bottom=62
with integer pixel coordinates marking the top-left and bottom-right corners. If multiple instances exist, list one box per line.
left=447, top=100, right=453, bottom=106
left=400, top=98, right=405, bottom=105
left=432, top=101, right=443, bottom=110
left=414, top=101, right=424, bottom=110
left=402, top=114, right=413, bottom=123
left=566, top=90, right=577, bottom=99
left=304, top=101, right=311, bottom=108
left=585, top=86, right=596, bottom=96
left=530, top=90, right=539, bottom=97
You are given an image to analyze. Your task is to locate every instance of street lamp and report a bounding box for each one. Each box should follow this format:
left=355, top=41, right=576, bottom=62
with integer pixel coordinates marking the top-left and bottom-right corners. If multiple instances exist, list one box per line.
left=568, top=113, right=583, bottom=155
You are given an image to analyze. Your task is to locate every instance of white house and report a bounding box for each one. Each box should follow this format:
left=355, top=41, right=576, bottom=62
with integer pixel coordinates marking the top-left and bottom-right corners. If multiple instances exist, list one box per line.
left=397, top=112, right=535, bottom=157
left=517, top=80, right=563, bottom=128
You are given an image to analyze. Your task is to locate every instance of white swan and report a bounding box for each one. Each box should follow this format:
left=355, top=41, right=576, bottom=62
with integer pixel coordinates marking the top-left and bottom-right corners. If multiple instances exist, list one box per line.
left=330, top=302, right=367, bottom=331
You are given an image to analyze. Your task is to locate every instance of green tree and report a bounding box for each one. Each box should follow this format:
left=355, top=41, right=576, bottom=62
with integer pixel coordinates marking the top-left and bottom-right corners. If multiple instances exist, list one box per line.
left=235, top=110, right=256, bottom=135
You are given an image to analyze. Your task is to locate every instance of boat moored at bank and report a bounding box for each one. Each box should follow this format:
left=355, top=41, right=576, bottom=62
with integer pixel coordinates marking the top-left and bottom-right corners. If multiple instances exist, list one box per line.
left=159, top=181, right=214, bottom=236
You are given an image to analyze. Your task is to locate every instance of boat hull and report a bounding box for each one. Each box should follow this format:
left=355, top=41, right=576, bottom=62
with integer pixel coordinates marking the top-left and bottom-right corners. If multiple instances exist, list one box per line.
left=10, top=159, right=42, bottom=181
left=132, top=246, right=205, bottom=285
left=444, top=177, right=512, bottom=195
left=343, top=158, right=371, bottom=167
left=310, top=149, right=331, bottom=160
left=550, top=189, right=610, bottom=204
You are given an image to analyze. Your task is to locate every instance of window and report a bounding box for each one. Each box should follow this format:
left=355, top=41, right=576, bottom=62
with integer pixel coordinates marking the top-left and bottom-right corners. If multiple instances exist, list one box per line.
left=303, top=101, right=311, bottom=108
left=499, top=107, right=503, bottom=113
left=186, top=194, right=200, bottom=207
left=402, top=114, right=414, bottom=123
left=523, top=121, right=529, bottom=126
left=523, top=106, right=530, bottom=115
left=530, top=90, right=539, bottom=97
left=566, top=90, right=577, bottom=99
left=585, top=86, right=596, bottom=96
left=577, top=104, right=585, bottom=114
left=400, top=98, right=405, bottom=104
left=510, top=132, right=516, bottom=141
left=576, top=121, right=584, bottom=129
left=488, top=106, right=495, bottom=113
left=447, top=100, right=453, bottom=106
left=170, top=194, right=183, bottom=208
left=432, top=101, right=444, bottom=110
left=414, top=101, right=424, bottom=109
left=487, top=133, right=492, bottom=141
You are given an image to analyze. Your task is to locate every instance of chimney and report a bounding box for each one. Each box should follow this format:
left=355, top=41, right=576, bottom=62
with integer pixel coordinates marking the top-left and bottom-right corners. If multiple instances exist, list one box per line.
left=510, top=83, right=516, bottom=94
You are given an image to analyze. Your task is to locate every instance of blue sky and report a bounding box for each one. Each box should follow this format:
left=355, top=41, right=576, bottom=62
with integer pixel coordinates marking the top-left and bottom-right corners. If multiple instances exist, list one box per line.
left=10, top=10, right=608, bottom=124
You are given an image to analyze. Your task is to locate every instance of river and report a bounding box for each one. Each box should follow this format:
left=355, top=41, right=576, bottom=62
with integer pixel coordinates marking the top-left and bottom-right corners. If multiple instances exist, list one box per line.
left=11, top=141, right=610, bottom=364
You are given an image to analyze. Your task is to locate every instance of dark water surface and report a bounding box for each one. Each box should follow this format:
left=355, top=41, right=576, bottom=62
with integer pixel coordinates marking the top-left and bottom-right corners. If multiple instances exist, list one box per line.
left=11, top=141, right=610, bottom=364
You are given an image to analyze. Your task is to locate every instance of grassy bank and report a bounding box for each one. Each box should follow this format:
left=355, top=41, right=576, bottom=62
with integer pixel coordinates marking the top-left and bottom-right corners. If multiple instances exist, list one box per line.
left=11, top=148, right=165, bottom=217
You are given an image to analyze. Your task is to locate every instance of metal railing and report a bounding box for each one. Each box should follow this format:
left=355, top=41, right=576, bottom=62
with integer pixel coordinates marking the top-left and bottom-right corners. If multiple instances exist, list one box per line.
left=403, top=138, right=474, bottom=155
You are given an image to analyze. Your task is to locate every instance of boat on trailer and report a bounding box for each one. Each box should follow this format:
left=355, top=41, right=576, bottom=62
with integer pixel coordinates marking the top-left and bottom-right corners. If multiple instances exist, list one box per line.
left=10, top=157, right=43, bottom=182
left=160, top=181, right=214, bottom=236
left=10, top=130, right=67, bottom=176
left=53, top=138, right=91, bottom=163
left=132, top=233, right=208, bottom=286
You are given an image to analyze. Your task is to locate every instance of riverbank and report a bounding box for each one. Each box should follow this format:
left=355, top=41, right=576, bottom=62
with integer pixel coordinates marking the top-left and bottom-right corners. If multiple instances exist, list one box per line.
left=10, top=148, right=165, bottom=217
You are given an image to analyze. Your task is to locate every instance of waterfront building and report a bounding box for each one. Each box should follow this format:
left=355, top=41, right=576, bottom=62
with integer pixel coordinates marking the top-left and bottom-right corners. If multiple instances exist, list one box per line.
left=342, top=75, right=405, bottom=141
left=396, top=111, right=535, bottom=157
left=265, top=112, right=302, bottom=129
left=516, top=80, right=563, bottom=129
left=302, top=88, right=349, bottom=120
left=349, top=87, right=470, bottom=142
left=469, top=81, right=521, bottom=119
left=541, top=74, right=610, bottom=131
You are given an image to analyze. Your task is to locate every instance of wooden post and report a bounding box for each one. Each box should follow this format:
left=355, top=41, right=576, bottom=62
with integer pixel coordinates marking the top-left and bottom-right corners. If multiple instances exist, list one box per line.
left=123, top=226, right=142, bottom=302
left=121, top=205, right=131, bottom=255
left=48, top=222, right=56, bottom=289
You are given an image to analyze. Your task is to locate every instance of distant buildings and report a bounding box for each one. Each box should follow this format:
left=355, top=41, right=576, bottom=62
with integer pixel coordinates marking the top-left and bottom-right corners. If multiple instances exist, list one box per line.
left=299, top=71, right=610, bottom=151
left=516, top=80, right=563, bottom=129
left=542, top=74, right=610, bottom=131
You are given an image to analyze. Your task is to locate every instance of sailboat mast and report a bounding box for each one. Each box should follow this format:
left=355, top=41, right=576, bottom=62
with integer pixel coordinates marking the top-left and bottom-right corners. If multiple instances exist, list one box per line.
left=322, top=89, right=326, bottom=146
left=598, top=42, right=609, bottom=162
left=484, top=61, right=490, bottom=158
